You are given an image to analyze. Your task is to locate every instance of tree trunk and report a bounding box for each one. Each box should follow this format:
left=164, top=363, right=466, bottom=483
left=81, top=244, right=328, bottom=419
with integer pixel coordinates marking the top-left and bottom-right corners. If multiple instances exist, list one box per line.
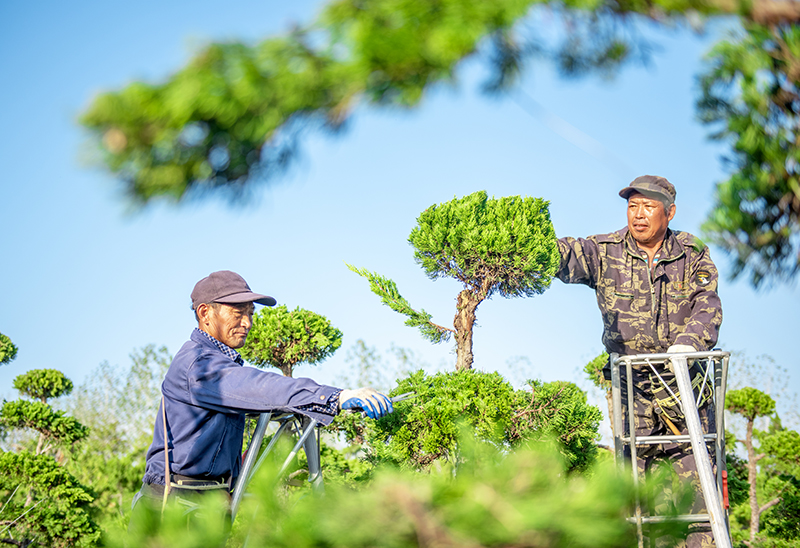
left=605, top=390, right=615, bottom=439
left=453, top=289, right=481, bottom=371
left=746, top=417, right=760, bottom=543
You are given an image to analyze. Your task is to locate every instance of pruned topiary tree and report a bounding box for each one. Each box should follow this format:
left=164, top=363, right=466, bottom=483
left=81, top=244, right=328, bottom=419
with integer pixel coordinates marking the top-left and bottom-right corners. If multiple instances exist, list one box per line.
left=240, top=305, right=343, bottom=377
left=726, top=387, right=778, bottom=543
left=0, top=366, right=99, bottom=547
left=349, top=190, right=560, bottom=370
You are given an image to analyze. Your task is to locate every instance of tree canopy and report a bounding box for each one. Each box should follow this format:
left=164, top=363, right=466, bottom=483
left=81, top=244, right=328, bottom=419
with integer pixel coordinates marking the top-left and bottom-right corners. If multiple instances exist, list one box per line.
left=78, top=0, right=800, bottom=287
left=698, top=22, right=800, bottom=287
left=0, top=331, right=18, bottom=365
left=13, top=368, right=74, bottom=402
left=240, top=305, right=343, bottom=377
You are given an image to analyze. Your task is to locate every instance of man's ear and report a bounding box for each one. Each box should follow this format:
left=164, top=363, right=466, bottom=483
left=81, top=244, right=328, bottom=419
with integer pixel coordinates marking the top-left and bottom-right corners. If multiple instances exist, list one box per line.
left=196, top=303, right=211, bottom=325
left=667, top=203, right=676, bottom=222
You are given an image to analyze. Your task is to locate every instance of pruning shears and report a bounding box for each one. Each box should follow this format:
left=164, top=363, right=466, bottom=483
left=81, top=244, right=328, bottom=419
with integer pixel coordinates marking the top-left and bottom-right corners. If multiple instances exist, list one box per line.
left=390, top=391, right=416, bottom=403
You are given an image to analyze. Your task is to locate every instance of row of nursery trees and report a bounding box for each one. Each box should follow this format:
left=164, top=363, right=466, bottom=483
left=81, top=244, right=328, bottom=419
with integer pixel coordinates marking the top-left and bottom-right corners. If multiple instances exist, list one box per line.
left=2, top=192, right=799, bottom=547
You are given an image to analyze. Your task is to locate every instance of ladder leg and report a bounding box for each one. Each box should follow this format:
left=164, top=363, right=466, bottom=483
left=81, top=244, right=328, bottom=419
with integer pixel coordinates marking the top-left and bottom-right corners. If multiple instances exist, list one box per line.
left=625, top=358, right=645, bottom=548
left=610, top=353, right=624, bottom=462
left=231, top=412, right=272, bottom=521
left=301, top=417, right=325, bottom=494
left=671, top=355, right=732, bottom=548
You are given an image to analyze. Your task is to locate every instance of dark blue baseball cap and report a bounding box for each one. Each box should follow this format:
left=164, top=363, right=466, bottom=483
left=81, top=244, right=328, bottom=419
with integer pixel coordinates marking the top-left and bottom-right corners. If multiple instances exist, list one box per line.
left=191, top=270, right=276, bottom=309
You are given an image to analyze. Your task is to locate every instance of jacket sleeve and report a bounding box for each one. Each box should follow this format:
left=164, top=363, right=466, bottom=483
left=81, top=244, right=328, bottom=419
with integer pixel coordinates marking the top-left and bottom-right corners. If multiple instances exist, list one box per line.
left=178, top=353, right=341, bottom=425
left=673, top=245, right=723, bottom=351
left=556, top=236, right=601, bottom=289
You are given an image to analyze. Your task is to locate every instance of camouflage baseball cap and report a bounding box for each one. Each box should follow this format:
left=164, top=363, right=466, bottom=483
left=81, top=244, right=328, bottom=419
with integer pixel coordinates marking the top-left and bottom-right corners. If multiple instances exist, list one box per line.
left=619, top=175, right=676, bottom=207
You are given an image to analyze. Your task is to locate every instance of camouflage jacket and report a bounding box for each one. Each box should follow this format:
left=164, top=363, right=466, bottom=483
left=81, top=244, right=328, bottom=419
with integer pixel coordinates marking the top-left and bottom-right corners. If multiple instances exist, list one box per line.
left=556, top=227, right=722, bottom=356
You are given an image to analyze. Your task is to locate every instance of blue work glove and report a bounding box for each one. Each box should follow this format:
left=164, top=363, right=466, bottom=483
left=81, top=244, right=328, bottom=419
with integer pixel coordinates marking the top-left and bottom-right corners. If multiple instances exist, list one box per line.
left=338, top=387, right=394, bottom=419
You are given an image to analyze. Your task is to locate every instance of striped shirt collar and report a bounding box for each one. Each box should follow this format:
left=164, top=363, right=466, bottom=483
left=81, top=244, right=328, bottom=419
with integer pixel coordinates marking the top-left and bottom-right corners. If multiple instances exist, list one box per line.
left=194, top=328, right=243, bottom=364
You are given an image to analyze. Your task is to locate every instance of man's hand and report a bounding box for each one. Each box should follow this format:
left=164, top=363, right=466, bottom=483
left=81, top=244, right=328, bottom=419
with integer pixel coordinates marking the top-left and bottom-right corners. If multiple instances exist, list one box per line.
left=667, top=344, right=696, bottom=354
left=667, top=344, right=696, bottom=373
left=339, top=388, right=394, bottom=419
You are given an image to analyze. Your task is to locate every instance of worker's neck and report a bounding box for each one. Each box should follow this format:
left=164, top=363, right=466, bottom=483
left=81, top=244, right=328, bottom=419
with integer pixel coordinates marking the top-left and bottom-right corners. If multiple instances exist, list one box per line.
left=637, top=240, right=664, bottom=269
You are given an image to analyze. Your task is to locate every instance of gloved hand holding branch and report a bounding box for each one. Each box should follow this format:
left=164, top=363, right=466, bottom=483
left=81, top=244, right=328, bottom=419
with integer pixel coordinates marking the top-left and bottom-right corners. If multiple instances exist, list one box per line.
left=338, top=387, right=393, bottom=419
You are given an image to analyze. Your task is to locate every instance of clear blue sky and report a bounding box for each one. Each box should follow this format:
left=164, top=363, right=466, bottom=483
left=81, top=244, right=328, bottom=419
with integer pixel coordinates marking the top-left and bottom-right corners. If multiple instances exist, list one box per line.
left=1, top=1, right=797, bottom=431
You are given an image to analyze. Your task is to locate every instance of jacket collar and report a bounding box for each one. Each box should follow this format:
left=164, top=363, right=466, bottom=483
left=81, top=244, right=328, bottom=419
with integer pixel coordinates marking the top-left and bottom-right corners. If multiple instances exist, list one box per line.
left=623, top=227, right=684, bottom=263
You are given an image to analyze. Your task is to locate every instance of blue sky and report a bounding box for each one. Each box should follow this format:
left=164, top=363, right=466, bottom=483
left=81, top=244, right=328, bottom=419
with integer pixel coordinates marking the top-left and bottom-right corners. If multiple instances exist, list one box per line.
left=1, top=1, right=798, bottom=431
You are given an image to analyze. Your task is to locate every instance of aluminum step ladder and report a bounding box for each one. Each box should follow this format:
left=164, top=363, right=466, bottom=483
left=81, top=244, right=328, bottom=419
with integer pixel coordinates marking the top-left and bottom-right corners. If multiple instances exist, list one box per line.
left=610, top=350, right=732, bottom=548
left=230, top=412, right=323, bottom=521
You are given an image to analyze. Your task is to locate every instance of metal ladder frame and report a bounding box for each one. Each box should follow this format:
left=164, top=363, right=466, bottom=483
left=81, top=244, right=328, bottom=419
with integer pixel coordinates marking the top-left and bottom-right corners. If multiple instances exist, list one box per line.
left=229, top=412, right=323, bottom=521
left=610, top=350, right=732, bottom=548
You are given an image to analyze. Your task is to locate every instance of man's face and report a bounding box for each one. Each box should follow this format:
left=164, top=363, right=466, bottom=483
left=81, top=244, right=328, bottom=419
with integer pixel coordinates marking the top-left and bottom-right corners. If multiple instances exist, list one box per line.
left=202, top=302, right=255, bottom=349
left=626, top=192, right=675, bottom=248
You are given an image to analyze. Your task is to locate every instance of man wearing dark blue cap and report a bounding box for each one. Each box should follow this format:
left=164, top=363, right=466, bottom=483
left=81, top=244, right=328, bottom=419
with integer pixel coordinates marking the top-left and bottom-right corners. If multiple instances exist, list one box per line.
left=556, top=176, right=722, bottom=547
left=129, top=270, right=392, bottom=530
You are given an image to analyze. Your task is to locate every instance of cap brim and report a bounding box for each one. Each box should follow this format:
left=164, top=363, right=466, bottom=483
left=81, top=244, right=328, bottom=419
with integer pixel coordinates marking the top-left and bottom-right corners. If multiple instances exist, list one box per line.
left=215, top=292, right=277, bottom=307
left=619, top=187, right=671, bottom=204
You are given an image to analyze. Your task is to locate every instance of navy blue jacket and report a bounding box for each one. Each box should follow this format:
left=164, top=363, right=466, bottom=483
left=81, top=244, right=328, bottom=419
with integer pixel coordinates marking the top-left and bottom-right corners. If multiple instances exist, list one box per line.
left=143, top=329, right=340, bottom=485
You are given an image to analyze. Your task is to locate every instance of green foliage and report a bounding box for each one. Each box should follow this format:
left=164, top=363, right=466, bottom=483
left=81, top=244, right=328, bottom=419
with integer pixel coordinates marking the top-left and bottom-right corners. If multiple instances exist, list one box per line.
left=361, top=369, right=600, bottom=473
left=301, top=441, right=375, bottom=487
left=103, top=489, right=230, bottom=548
left=698, top=23, right=800, bottom=287
left=724, top=387, right=800, bottom=546
left=368, top=369, right=518, bottom=468
left=111, top=434, right=696, bottom=547
left=13, top=368, right=74, bottom=401
left=726, top=387, right=777, bottom=420
left=1, top=368, right=100, bottom=547
left=222, top=435, right=684, bottom=548
left=762, top=476, right=800, bottom=542
left=240, top=305, right=343, bottom=377
left=346, top=265, right=452, bottom=343
left=0, top=332, right=18, bottom=365
left=760, top=428, right=800, bottom=478
left=409, top=190, right=560, bottom=297
left=0, top=452, right=100, bottom=548
left=584, top=350, right=610, bottom=390
left=725, top=453, right=750, bottom=507
left=0, top=400, right=88, bottom=446
left=510, top=379, right=602, bottom=472
left=78, top=0, right=738, bottom=207
left=64, top=345, right=171, bottom=531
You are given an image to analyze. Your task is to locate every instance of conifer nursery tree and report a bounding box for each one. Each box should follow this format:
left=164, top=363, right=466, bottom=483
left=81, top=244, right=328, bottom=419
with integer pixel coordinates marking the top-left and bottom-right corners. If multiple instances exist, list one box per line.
left=240, top=305, right=343, bottom=377
left=725, top=387, right=778, bottom=544
left=349, top=190, right=560, bottom=370
left=0, top=359, right=100, bottom=547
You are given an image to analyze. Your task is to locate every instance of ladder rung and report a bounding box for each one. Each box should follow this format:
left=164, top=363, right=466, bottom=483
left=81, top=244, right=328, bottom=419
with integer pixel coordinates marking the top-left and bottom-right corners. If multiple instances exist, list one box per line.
left=627, top=514, right=712, bottom=524
left=621, top=434, right=717, bottom=445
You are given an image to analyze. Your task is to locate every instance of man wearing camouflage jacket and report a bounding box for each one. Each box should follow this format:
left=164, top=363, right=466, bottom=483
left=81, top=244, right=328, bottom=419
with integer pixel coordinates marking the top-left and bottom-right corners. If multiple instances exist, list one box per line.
left=557, top=175, right=722, bottom=547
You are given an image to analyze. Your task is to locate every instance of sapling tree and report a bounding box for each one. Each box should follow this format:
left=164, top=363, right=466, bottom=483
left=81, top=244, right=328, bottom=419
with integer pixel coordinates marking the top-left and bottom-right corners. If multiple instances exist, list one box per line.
left=350, top=190, right=560, bottom=371
left=726, top=387, right=778, bottom=543
left=0, top=359, right=99, bottom=547
left=240, top=305, right=343, bottom=377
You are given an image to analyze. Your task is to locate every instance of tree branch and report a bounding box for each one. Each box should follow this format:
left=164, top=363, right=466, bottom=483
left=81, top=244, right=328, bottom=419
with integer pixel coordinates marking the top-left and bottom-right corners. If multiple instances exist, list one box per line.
left=751, top=0, right=800, bottom=25
left=759, top=497, right=782, bottom=515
